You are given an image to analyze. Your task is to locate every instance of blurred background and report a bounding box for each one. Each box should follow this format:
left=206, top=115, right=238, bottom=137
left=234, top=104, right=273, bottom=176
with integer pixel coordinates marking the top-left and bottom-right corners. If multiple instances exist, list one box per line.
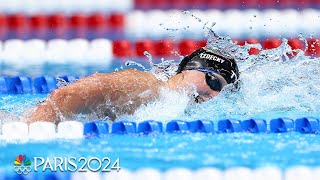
left=0, top=0, right=319, bottom=76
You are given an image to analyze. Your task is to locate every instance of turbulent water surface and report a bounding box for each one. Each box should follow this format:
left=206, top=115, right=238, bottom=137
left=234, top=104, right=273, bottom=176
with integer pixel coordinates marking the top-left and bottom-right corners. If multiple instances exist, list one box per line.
left=1, top=15, right=320, bottom=172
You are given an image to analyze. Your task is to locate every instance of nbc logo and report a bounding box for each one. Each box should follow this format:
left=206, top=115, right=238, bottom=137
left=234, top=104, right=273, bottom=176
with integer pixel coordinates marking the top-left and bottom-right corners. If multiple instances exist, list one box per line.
left=13, top=155, right=32, bottom=175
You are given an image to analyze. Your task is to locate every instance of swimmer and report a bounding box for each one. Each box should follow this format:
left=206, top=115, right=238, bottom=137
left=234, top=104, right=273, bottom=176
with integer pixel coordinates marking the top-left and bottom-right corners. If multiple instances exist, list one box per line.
left=27, top=46, right=239, bottom=124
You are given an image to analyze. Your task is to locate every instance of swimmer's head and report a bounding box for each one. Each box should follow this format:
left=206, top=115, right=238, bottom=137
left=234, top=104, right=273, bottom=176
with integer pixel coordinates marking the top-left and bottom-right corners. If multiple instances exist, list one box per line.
left=177, top=47, right=240, bottom=90
left=178, top=70, right=221, bottom=102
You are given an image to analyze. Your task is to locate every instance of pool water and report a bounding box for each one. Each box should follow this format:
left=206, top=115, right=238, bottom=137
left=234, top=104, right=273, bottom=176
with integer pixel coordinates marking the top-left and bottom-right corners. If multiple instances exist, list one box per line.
left=1, top=92, right=320, bottom=173
left=1, top=32, right=320, bottom=179
left=1, top=124, right=320, bottom=172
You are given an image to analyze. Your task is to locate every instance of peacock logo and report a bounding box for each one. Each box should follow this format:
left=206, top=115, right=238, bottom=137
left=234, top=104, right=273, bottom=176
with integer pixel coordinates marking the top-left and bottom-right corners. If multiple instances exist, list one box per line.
left=13, top=155, right=32, bottom=174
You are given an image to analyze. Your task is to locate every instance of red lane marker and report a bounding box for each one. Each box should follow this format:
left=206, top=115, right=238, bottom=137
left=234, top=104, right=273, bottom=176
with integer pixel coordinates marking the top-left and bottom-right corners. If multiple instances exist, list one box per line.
left=113, top=40, right=132, bottom=58
left=178, top=39, right=197, bottom=56
left=306, top=38, right=320, bottom=56
left=135, top=40, right=155, bottom=57
left=155, top=39, right=175, bottom=57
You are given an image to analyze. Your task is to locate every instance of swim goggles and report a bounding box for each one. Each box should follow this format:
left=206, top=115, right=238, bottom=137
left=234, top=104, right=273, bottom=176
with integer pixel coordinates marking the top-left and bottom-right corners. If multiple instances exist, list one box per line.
left=196, top=68, right=227, bottom=92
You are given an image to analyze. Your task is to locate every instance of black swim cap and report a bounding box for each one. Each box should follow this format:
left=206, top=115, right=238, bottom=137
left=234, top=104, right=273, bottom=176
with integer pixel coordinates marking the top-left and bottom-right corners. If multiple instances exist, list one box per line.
left=177, top=47, right=240, bottom=84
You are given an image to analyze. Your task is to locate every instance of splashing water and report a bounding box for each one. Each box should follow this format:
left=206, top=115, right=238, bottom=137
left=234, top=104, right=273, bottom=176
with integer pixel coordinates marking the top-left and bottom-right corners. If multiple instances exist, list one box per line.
left=118, top=88, right=191, bottom=123
left=123, top=14, right=320, bottom=123
left=56, top=77, right=78, bottom=88
left=1, top=11, right=319, bottom=124
left=124, top=51, right=181, bottom=81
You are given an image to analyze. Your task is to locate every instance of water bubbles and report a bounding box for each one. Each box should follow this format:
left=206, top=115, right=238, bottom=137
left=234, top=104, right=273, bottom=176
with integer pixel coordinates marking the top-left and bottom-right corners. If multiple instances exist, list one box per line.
left=144, top=51, right=154, bottom=67
left=114, top=66, right=124, bottom=72
left=126, top=23, right=320, bottom=122
left=125, top=60, right=147, bottom=70
left=56, top=78, right=68, bottom=87
left=124, top=88, right=191, bottom=123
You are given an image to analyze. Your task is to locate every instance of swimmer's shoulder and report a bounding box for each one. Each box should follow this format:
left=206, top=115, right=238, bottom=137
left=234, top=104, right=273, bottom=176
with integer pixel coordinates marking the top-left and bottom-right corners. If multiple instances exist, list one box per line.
left=87, top=69, right=159, bottom=81
left=86, top=69, right=143, bottom=77
left=114, top=68, right=155, bottom=77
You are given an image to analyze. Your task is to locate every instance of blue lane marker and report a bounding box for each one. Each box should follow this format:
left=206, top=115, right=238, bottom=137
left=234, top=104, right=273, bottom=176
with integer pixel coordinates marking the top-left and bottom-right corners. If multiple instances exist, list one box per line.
left=33, top=75, right=58, bottom=93
left=241, top=119, right=267, bottom=133
left=137, top=120, right=162, bottom=134
left=6, top=76, right=32, bottom=94
left=112, top=121, right=137, bottom=134
left=270, top=117, right=294, bottom=133
left=187, top=120, right=214, bottom=133
left=0, top=75, right=82, bottom=94
left=84, top=121, right=109, bottom=137
left=218, top=119, right=242, bottom=133
left=295, top=117, right=319, bottom=133
left=0, top=76, right=9, bottom=94
left=79, top=117, right=320, bottom=137
left=166, top=120, right=189, bottom=133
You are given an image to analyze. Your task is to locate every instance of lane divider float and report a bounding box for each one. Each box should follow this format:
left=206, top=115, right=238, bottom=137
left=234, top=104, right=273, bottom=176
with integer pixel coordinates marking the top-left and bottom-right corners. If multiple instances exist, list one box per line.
left=1, top=117, right=318, bottom=141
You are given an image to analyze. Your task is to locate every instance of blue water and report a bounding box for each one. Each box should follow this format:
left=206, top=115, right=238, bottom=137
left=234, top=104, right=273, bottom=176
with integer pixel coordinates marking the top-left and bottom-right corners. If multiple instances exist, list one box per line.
left=1, top=127, right=320, bottom=172
left=1, top=93, right=320, bottom=173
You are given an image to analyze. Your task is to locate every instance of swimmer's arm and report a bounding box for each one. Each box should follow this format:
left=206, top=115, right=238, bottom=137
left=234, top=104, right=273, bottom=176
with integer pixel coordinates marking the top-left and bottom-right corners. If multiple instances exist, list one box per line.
left=27, top=74, right=107, bottom=124
left=27, top=69, right=162, bottom=124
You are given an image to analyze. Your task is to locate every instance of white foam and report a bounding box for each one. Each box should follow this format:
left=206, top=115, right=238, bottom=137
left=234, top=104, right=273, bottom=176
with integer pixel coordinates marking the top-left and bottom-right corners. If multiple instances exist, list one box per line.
left=126, top=88, right=190, bottom=123
left=28, top=122, right=56, bottom=140
left=2, top=122, right=28, bottom=140
left=57, top=121, right=83, bottom=139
